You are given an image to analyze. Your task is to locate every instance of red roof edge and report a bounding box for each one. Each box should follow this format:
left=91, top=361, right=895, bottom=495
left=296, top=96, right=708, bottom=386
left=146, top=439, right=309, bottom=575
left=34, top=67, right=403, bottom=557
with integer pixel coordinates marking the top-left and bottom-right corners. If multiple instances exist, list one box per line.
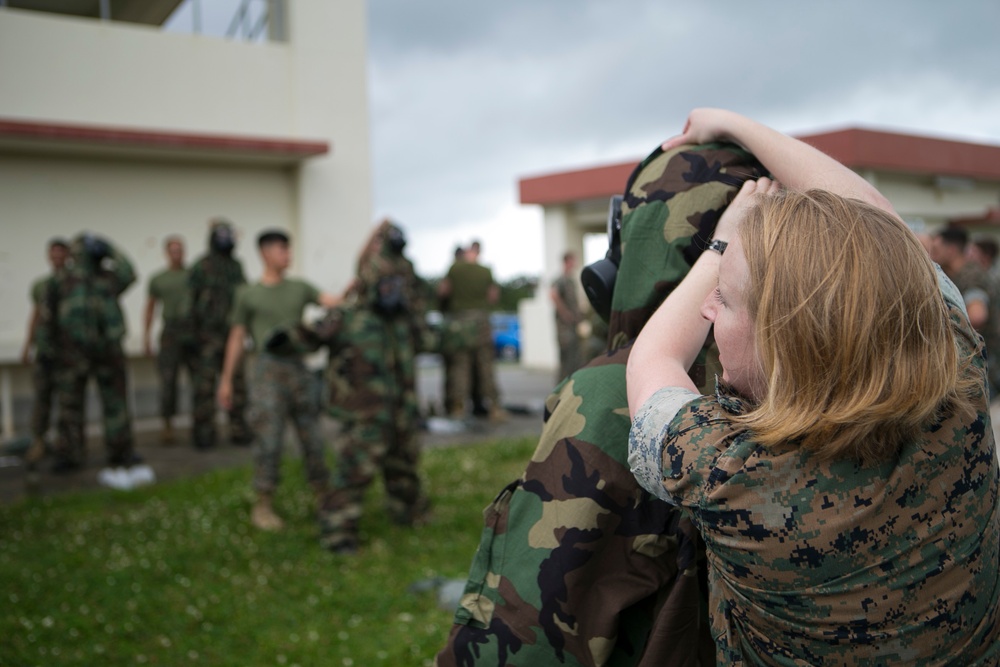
left=520, top=128, right=1000, bottom=206
left=0, top=118, right=330, bottom=158
left=798, top=128, right=1000, bottom=182
left=519, top=160, right=635, bottom=206
left=951, top=207, right=1000, bottom=227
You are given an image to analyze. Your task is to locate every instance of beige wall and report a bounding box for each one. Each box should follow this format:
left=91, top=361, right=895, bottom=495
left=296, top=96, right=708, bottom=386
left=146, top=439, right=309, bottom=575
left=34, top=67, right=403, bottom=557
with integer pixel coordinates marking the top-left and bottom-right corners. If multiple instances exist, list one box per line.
left=0, top=0, right=373, bottom=292
left=0, top=8, right=293, bottom=135
left=0, top=154, right=298, bottom=360
left=0, top=1, right=372, bottom=436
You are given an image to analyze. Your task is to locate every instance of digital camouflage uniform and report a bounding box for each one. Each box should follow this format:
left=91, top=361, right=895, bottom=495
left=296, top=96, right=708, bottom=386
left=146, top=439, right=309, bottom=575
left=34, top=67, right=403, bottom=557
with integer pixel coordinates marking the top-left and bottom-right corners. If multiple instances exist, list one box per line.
left=630, top=272, right=1000, bottom=665
left=38, top=236, right=139, bottom=468
left=188, top=246, right=250, bottom=448
left=29, top=276, right=57, bottom=442
left=281, top=225, right=431, bottom=552
left=148, top=267, right=196, bottom=422
left=230, top=278, right=329, bottom=498
left=435, top=144, right=766, bottom=666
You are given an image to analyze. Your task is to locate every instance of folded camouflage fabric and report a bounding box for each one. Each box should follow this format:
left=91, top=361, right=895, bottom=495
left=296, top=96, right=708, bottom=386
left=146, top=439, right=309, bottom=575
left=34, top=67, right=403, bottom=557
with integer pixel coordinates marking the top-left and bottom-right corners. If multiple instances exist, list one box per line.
left=435, top=143, right=765, bottom=667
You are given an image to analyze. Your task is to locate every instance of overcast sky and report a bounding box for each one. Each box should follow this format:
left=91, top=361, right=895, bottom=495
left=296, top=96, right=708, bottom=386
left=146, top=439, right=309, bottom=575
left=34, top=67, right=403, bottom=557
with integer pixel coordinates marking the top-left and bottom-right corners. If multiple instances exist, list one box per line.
left=167, top=0, right=1000, bottom=280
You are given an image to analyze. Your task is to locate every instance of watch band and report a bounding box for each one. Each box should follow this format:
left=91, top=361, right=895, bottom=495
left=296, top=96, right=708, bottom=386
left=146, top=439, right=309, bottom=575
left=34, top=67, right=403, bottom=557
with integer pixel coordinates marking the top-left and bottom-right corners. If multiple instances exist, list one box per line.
left=708, top=239, right=728, bottom=255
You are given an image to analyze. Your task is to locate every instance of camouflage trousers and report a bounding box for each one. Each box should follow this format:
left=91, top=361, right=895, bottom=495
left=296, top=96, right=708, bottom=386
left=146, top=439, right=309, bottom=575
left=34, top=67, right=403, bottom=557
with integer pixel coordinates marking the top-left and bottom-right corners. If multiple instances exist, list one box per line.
left=248, top=353, right=330, bottom=495
left=191, top=332, right=250, bottom=448
left=31, top=356, right=57, bottom=441
left=53, top=346, right=134, bottom=467
left=447, top=311, right=498, bottom=414
left=157, top=321, right=197, bottom=420
left=320, top=417, right=426, bottom=550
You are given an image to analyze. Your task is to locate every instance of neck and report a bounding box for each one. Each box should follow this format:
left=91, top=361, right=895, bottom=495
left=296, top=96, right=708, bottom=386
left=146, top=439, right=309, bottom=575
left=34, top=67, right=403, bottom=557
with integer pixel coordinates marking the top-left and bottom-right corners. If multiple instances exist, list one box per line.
left=261, top=267, right=284, bottom=285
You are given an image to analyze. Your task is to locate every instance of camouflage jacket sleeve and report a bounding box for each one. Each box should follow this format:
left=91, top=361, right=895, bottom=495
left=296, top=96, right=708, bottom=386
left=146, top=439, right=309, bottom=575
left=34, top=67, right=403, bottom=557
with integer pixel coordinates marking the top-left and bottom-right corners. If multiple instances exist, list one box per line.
left=104, top=243, right=137, bottom=296
left=33, top=276, right=58, bottom=360
left=187, top=260, right=205, bottom=330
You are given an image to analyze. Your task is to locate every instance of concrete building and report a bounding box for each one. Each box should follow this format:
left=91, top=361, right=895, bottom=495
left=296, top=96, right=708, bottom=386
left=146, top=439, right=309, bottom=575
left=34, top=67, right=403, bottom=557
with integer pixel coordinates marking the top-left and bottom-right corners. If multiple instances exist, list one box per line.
left=0, top=0, right=372, bottom=438
left=518, top=128, right=1000, bottom=369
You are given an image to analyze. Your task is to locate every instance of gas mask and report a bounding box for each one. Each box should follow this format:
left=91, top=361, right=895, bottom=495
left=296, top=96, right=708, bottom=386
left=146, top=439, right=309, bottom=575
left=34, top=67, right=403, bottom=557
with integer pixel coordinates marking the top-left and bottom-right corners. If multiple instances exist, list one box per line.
left=385, top=225, right=407, bottom=254
left=580, top=195, right=622, bottom=322
left=210, top=223, right=236, bottom=255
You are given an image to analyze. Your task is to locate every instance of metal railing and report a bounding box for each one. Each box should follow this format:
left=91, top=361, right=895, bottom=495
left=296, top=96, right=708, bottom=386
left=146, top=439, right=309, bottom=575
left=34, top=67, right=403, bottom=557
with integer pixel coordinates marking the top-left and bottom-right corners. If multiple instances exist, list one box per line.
left=227, top=0, right=285, bottom=42
left=164, top=0, right=286, bottom=42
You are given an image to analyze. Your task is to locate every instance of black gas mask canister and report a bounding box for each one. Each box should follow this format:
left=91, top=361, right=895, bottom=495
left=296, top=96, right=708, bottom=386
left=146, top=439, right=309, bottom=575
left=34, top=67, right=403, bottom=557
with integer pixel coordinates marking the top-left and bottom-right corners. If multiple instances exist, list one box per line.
left=580, top=194, right=623, bottom=322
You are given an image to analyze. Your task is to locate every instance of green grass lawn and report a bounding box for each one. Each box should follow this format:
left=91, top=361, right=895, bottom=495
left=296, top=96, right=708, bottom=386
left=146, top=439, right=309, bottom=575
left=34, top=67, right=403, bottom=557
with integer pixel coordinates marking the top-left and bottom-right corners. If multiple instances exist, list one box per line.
left=0, top=437, right=536, bottom=667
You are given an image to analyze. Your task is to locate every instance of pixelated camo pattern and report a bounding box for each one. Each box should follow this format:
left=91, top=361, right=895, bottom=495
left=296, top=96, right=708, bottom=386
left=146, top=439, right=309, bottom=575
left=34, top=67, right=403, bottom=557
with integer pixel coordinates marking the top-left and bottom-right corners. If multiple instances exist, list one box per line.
left=647, top=287, right=1000, bottom=666
left=188, top=251, right=245, bottom=335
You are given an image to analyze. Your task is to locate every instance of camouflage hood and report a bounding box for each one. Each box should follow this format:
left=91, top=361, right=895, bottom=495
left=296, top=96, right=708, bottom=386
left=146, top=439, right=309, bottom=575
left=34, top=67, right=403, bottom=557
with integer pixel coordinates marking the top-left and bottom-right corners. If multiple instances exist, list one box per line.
left=607, top=143, right=766, bottom=351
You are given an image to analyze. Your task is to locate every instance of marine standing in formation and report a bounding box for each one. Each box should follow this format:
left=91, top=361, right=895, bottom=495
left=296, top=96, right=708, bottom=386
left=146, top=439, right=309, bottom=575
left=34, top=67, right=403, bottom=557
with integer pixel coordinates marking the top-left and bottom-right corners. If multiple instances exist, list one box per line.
left=143, top=235, right=195, bottom=444
left=38, top=234, right=140, bottom=474
left=189, top=220, right=251, bottom=449
left=550, top=250, right=584, bottom=381
left=437, top=240, right=505, bottom=421
left=217, top=229, right=341, bottom=536
left=20, top=237, right=70, bottom=466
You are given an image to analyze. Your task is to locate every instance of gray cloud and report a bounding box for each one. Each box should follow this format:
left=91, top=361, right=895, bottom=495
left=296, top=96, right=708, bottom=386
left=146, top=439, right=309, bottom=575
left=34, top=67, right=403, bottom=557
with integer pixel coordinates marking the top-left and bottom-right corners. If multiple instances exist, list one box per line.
left=173, top=0, right=1000, bottom=278
left=368, top=0, right=1000, bottom=278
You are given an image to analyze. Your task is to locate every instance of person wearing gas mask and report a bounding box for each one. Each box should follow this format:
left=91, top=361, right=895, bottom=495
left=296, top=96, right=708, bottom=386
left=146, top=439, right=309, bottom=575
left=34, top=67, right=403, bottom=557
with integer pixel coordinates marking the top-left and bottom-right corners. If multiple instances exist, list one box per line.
left=435, top=143, right=765, bottom=666
left=217, top=229, right=342, bottom=534
left=188, top=219, right=252, bottom=450
left=38, top=233, right=148, bottom=485
left=321, top=220, right=431, bottom=553
left=268, top=220, right=431, bottom=553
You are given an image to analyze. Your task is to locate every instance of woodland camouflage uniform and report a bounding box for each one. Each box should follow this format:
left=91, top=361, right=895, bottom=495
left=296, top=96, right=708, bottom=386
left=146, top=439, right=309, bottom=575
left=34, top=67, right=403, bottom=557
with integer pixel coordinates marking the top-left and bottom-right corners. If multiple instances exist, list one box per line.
left=38, top=235, right=139, bottom=469
left=276, top=222, right=431, bottom=553
left=188, top=226, right=251, bottom=448
left=434, top=144, right=766, bottom=666
left=29, top=275, right=57, bottom=444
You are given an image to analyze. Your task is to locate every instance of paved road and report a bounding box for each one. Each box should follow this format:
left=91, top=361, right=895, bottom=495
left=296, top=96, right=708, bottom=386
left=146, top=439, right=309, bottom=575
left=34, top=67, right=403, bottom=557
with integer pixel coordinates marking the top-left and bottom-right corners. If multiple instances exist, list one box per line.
left=0, top=359, right=559, bottom=505
left=6, top=358, right=998, bottom=506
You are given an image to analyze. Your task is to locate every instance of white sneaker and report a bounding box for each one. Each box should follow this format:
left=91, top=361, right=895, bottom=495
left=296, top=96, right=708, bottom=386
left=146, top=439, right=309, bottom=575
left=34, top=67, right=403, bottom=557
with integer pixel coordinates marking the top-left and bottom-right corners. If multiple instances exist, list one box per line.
left=128, top=464, right=156, bottom=487
left=98, top=467, right=134, bottom=490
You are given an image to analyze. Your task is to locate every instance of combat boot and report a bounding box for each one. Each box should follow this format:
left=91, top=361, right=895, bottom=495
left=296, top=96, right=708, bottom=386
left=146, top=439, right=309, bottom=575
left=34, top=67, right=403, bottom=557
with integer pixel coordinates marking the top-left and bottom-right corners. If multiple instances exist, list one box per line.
left=251, top=493, right=284, bottom=531
left=488, top=406, right=509, bottom=423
